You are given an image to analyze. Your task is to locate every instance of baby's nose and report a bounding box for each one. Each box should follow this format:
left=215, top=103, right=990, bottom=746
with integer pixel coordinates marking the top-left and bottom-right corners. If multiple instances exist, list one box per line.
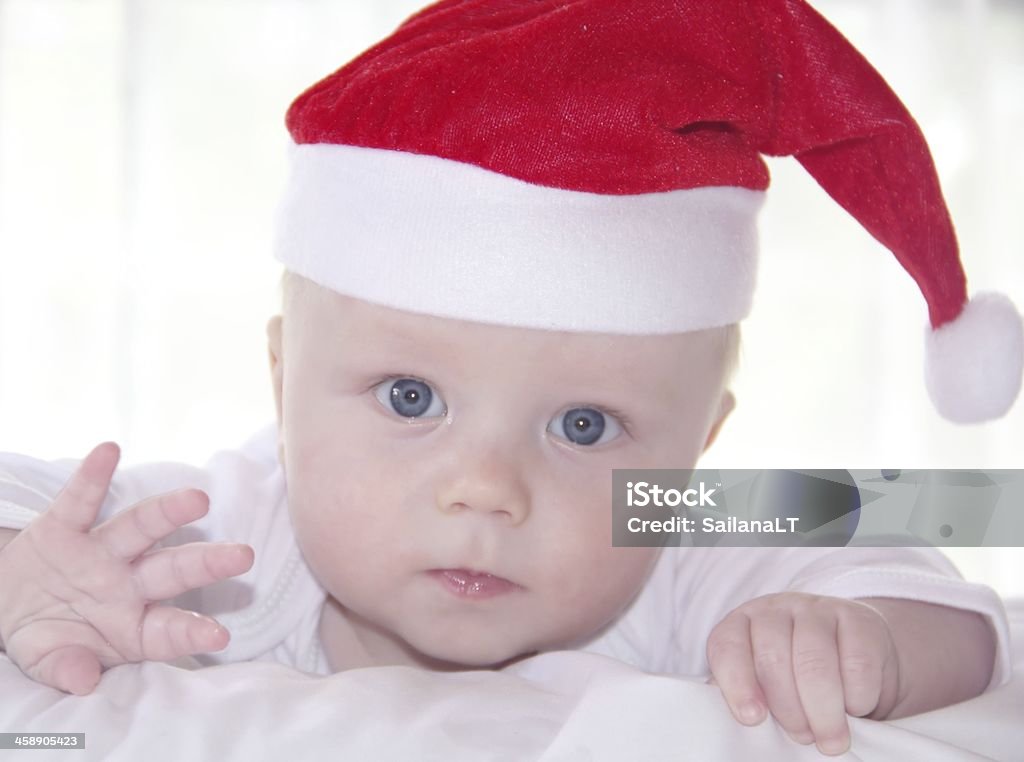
left=435, top=451, right=531, bottom=525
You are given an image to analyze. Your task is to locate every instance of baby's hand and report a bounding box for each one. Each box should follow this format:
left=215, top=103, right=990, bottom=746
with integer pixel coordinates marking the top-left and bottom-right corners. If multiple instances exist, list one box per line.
left=705, top=592, right=903, bottom=757
left=0, top=442, right=254, bottom=695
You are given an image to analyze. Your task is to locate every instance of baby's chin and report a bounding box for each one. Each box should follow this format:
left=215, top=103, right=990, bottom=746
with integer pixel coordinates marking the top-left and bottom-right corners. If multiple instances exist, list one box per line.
left=418, top=646, right=541, bottom=672
left=405, top=631, right=537, bottom=670
left=395, top=621, right=558, bottom=671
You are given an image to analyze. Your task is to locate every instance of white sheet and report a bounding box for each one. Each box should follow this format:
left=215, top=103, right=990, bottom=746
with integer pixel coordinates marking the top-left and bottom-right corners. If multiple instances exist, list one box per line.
left=2, top=599, right=1021, bottom=761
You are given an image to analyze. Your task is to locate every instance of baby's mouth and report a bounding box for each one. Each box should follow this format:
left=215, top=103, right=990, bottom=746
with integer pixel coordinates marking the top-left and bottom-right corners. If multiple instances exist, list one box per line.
left=426, top=568, right=524, bottom=599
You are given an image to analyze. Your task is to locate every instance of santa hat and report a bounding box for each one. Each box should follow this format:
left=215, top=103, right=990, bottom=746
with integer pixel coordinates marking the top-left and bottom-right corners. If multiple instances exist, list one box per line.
left=273, top=0, right=1023, bottom=424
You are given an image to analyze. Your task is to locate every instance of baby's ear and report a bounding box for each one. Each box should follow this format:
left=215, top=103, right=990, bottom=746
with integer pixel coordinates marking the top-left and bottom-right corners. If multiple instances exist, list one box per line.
left=266, top=315, right=284, bottom=428
left=702, top=390, right=735, bottom=453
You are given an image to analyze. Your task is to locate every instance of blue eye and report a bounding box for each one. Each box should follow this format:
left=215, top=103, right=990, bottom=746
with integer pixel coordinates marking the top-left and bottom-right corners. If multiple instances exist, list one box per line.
left=373, top=377, right=446, bottom=419
left=548, top=406, right=624, bottom=447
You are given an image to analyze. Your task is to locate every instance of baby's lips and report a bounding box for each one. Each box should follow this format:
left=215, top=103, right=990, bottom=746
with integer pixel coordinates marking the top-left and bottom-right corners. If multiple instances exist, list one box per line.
left=427, top=568, right=524, bottom=598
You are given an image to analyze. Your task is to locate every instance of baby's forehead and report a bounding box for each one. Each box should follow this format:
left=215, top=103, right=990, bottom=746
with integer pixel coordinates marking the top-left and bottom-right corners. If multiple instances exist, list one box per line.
left=286, top=280, right=737, bottom=405
left=289, top=283, right=731, bottom=390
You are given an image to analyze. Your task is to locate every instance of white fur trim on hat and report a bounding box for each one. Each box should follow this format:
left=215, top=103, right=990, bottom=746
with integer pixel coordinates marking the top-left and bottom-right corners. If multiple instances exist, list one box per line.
left=924, top=291, right=1024, bottom=423
left=273, top=143, right=764, bottom=334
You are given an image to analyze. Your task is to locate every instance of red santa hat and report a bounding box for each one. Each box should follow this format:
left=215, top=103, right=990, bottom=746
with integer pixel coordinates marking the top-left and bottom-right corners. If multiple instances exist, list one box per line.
left=273, top=0, right=1023, bottom=424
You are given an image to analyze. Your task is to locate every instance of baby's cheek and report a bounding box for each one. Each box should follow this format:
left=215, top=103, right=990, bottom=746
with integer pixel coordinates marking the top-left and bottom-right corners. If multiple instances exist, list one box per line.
left=544, top=541, right=659, bottom=637
left=287, top=482, right=369, bottom=576
left=588, top=547, right=659, bottom=609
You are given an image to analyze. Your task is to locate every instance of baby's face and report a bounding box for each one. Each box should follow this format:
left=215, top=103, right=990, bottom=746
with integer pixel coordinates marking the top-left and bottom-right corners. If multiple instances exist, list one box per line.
left=268, top=280, right=735, bottom=669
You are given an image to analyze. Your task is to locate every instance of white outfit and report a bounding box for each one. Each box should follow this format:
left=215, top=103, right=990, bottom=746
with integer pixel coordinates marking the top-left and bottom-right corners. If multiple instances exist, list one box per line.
left=0, top=425, right=1012, bottom=689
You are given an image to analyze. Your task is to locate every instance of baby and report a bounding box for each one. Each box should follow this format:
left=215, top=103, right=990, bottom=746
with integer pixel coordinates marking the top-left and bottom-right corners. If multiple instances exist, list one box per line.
left=0, top=0, right=1021, bottom=758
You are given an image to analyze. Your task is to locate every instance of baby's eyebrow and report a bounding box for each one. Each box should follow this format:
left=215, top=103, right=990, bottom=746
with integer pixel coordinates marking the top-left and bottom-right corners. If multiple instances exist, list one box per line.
left=341, top=324, right=450, bottom=362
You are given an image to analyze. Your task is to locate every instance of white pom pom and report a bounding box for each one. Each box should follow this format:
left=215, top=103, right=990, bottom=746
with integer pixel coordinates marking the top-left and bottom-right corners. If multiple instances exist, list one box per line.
left=924, top=291, right=1024, bottom=423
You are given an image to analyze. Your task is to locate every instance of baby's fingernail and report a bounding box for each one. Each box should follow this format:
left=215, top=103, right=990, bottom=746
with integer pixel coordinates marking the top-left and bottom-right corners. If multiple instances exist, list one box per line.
left=210, top=625, right=230, bottom=650
left=818, top=736, right=850, bottom=755
left=739, top=701, right=763, bottom=723
left=790, top=731, right=814, bottom=745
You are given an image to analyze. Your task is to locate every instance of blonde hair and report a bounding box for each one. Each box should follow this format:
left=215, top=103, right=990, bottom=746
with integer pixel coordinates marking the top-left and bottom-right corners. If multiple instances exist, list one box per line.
left=719, top=321, right=742, bottom=386
left=279, top=269, right=307, bottom=307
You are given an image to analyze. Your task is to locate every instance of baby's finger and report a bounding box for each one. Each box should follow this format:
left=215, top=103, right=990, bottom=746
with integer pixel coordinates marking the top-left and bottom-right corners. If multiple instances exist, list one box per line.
left=95, top=488, right=211, bottom=560
left=837, top=606, right=893, bottom=718
left=706, top=612, right=766, bottom=725
left=792, top=613, right=850, bottom=756
left=750, top=610, right=814, bottom=745
left=46, top=442, right=120, bottom=532
left=133, top=541, right=254, bottom=601
left=27, top=644, right=102, bottom=696
left=138, top=605, right=231, bottom=661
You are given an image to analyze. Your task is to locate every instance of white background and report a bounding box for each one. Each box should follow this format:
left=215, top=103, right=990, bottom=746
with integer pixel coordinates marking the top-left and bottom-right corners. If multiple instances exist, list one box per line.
left=0, top=0, right=1021, bottom=595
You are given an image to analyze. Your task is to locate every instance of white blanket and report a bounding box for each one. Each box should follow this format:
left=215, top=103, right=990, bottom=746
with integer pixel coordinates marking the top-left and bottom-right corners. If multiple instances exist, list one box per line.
left=2, top=599, right=1021, bottom=762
